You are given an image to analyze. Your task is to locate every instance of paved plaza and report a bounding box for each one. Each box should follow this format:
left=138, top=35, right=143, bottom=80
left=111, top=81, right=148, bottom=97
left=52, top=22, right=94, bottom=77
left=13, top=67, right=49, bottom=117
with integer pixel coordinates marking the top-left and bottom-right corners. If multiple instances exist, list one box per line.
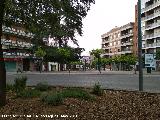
left=6, top=70, right=160, bottom=93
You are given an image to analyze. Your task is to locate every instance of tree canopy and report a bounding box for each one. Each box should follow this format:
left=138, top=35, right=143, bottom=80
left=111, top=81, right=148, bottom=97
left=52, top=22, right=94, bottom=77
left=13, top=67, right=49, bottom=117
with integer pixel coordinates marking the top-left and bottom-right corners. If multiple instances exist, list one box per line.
left=3, top=0, right=95, bottom=46
left=44, top=46, right=84, bottom=64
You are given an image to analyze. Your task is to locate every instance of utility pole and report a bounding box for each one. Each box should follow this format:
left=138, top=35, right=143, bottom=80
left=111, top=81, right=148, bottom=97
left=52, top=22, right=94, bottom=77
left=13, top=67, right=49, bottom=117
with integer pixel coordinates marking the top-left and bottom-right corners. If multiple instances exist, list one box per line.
left=0, top=0, right=6, bottom=106
left=138, top=0, right=143, bottom=91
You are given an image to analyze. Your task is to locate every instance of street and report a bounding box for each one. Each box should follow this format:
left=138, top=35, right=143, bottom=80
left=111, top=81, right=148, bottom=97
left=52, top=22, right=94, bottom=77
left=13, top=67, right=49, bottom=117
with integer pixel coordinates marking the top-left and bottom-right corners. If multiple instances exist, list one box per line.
left=6, top=70, right=160, bottom=93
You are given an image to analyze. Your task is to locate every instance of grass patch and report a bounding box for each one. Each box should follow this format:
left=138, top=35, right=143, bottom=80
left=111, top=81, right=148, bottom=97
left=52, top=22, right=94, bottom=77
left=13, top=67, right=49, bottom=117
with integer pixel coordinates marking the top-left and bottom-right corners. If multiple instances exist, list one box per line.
left=14, top=76, right=27, bottom=93
left=35, top=82, right=50, bottom=91
left=40, top=88, right=95, bottom=106
left=61, top=88, right=95, bottom=100
left=17, top=89, right=41, bottom=98
left=40, top=92, right=63, bottom=106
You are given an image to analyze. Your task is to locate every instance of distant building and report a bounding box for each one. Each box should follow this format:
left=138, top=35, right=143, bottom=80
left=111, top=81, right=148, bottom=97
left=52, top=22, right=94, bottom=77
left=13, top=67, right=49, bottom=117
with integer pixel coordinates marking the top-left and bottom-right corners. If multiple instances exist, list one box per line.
left=1, top=25, right=36, bottom=72
left=101, top=22, right=135, bottom=58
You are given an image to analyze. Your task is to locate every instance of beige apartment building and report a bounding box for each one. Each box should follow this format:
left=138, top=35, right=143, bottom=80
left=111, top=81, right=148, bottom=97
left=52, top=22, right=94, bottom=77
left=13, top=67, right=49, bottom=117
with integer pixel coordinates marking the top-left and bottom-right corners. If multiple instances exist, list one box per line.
left=141, top=0, right=160, bottom=54
left=101, top=22, right=134, bottom=58
left=1, top=25, right=36, bottom=72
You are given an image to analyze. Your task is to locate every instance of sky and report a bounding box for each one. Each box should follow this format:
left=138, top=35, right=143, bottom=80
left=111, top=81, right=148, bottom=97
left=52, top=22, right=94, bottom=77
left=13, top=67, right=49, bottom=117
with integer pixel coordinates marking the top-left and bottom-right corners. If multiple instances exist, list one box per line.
left=75, top=0, right=138, bottom=56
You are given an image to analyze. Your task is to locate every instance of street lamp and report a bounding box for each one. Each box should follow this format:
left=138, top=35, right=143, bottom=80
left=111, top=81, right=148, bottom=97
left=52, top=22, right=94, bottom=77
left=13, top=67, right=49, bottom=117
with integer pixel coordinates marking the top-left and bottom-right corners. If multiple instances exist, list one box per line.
left=138, top=0, right=143, bottom=91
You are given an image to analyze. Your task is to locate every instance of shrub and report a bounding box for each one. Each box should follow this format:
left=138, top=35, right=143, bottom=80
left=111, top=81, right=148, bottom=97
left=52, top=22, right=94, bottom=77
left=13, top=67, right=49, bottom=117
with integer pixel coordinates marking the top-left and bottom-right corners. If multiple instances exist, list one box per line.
left=17, top=89, right=41, bottom=98
left=40, top=92, right=63, bottom=106
left=92, top=83, right=103, bottom=96
left=35, top=82, right=49, bottom=91
left=61, top=88, right=95, bottom=100
left=14, top=76, right=27, bottom=92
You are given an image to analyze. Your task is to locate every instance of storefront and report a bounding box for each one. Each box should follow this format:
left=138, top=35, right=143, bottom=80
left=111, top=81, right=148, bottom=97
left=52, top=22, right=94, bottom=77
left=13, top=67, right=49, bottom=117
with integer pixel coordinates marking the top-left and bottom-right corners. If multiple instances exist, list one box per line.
left=3, top=58, right=22, bottom=72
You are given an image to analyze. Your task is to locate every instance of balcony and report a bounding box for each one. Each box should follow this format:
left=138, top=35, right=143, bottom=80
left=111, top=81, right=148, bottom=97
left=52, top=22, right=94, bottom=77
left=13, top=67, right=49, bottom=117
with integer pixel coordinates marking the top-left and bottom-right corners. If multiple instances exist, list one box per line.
left=145, top=22, right=160, bottom=30
left=142, top=11, right=160, bottom=21
left=121, top=50, right=132, bottom=54
left=121, top=42, right=132, bottom=46
left=120, top=25, right=133, bottom=32
left=102, top=40, right=109, bottom=44
left=102, top=53, right=110, bottom=56
left=120, top=33, right=133, bottom=39
left=141, top=1, right=160, bottom=13
left=2, top=26, right=34, bottom=38
left=142, top=32, right=160, bottom=40
left=1, top=38, right=33, bottom=48
left=144, top=42, right=160, bottom=48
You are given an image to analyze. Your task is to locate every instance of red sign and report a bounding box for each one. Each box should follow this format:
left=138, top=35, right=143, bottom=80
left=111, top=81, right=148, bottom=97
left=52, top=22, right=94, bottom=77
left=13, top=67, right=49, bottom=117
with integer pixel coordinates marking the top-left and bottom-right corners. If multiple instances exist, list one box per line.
left=0, top=58, right=22, bottom=61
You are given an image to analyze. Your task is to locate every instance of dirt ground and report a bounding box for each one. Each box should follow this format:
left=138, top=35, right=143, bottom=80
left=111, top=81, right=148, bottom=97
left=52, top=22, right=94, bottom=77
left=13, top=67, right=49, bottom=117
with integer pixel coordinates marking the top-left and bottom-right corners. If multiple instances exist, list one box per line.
left=0, top=89, right=160, bottom=120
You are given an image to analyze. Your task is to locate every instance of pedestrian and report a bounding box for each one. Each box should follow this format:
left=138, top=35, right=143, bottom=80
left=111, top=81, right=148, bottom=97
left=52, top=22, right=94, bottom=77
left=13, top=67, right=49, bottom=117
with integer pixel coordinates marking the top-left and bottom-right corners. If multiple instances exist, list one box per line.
left=109, top=64, right=112, bottom=71
left=17, top=64, right=22, bottom=73
left=134, top=65, right=137, bottom=74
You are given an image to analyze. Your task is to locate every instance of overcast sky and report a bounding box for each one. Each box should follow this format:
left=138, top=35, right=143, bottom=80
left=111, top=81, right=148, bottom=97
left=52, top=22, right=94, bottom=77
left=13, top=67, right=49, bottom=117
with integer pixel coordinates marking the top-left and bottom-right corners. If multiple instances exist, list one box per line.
left=76, top=0, right=138, bottom=55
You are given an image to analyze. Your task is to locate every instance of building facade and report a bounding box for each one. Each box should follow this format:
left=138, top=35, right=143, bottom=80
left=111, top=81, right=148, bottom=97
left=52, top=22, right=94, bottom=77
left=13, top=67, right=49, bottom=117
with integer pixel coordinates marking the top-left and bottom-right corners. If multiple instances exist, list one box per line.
left=1, top=25, right=36, bottom=72
left=101, top=22, right=135, bottom=58
left=141, top=0, right=160, bottom=54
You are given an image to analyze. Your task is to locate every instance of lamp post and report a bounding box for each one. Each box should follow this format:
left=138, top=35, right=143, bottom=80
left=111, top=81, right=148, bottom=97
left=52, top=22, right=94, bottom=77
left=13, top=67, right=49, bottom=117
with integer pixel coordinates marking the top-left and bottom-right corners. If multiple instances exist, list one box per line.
left=138, top=0, right=143, bottom=91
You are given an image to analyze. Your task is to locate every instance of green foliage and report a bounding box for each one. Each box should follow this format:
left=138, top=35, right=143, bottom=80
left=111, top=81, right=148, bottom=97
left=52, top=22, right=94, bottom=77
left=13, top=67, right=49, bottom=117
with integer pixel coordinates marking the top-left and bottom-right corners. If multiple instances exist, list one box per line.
left=40, top=92, right=63, bottom=106
left=40, top=88, right=95, bottom=106
left=61, top=88, right=95, bottom=100
left=110, top=55, right=137, bottom=65
left=17, top=89, right=41, bottom=98
left=14, top=76, right=27, bottom=93
left=70, top=61, right=83, bottom=65
left=6, top=84, right=15, bottom=92
left=92, top=83, right=103, bottom=96
left=101, top=58, right=111, bottom=65
left=156, top=50, right=160, bottom=60
left=3, top=0, right=95, bottom=47
left=90, top=49, right=103, bottom=58
left=44, top=46, right=84, bottom=64
left=35, top=82, right=49, bottom=91
left=35, top=47, right=46, bottom=58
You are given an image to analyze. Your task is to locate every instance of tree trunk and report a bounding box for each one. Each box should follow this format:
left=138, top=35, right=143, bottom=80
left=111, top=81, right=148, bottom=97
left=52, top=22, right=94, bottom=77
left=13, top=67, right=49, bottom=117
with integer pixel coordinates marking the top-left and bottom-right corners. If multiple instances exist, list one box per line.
left=0, top=0, right=6, bottom=107
left=58, top=37, right=64, bottom=71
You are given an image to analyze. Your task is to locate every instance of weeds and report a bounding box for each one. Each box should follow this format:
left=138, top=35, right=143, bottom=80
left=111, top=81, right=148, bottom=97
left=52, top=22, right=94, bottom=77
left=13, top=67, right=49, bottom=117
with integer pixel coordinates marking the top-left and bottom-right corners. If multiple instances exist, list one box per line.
left=14, top=76, right=27, bottom=92
left=92, top=82, right=103, bottom=96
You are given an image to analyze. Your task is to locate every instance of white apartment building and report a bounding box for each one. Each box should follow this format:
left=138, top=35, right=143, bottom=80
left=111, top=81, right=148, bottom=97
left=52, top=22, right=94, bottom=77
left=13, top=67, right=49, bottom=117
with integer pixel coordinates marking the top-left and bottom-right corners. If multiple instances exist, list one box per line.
left=101, top=23, right=134, bottom=58
left=141, top=0, right=160, bottom=54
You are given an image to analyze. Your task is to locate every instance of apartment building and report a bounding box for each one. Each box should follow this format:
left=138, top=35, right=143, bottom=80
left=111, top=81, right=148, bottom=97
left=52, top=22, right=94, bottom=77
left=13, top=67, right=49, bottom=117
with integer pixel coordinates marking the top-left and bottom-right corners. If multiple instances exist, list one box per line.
left=1, top=25, right=36, bottom=72
left=141, top=0, right=160, bottom=54
left=101, top=22, right=134, bottom=58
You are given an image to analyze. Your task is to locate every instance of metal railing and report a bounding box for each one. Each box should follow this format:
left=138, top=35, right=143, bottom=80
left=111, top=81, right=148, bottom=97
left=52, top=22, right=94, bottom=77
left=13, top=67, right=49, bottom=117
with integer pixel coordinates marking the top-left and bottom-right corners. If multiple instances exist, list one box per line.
left=141, top=1, right=160, bottom=13
left=2, top=26, right=34, bottom=38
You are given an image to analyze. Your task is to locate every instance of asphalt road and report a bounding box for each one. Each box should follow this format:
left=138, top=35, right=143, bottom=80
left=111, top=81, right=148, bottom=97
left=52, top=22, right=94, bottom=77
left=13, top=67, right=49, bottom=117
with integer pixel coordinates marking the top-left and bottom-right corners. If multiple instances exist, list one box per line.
left=6, top=71, right=160, bottom=93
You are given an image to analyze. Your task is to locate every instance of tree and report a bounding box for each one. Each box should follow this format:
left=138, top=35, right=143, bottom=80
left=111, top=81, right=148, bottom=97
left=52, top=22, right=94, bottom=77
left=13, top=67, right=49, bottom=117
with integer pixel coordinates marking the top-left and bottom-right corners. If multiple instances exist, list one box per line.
left=0, top=0, right=95, bottom=106
left=43, top=46, right=84, bottom=71
left=90, top=49, right=103, bottom=73
left=35, top=47, right=46, bottom=58
left=101, top=58, right=110, bottom=71
left=35, top=46, right=46, bottom=72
